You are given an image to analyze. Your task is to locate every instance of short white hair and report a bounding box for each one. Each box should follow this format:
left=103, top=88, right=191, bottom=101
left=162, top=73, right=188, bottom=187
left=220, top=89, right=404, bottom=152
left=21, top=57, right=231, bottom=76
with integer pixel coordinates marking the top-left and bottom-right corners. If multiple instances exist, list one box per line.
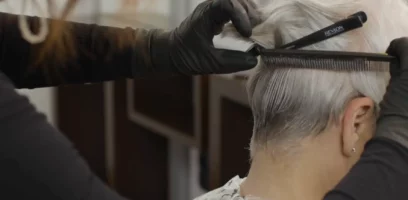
left=221, top=0, right=408, bottom=155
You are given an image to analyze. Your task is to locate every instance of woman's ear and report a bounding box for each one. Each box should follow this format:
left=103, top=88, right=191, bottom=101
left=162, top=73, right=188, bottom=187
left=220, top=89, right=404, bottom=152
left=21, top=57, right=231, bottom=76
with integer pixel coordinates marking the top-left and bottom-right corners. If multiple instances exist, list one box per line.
left=341, top=97, right=375, bottom=157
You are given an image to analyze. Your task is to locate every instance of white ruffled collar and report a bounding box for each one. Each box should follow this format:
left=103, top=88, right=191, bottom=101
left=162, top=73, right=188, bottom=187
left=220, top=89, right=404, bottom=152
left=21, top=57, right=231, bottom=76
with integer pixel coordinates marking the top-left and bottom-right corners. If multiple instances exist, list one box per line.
left=194, top=176, right=263, bottom=200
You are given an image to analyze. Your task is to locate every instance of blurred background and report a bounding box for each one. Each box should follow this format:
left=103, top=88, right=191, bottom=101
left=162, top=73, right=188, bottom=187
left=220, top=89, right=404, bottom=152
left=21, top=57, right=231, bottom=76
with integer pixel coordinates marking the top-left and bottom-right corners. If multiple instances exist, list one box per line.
left=1, top=1, right=254, bottom=200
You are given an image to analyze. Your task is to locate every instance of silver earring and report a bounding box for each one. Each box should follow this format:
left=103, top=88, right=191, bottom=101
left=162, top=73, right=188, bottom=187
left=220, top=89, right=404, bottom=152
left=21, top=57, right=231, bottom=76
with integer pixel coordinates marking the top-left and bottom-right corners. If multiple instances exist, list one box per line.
left=352, top=148, right=356, bottom=153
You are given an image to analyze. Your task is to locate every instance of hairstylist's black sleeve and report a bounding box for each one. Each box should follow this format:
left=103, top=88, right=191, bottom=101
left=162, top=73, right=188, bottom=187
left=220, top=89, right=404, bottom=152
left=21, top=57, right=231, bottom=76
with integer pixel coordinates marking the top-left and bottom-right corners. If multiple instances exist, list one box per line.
left=324, top=137, right=408, bottom=200
left=0, top=0, right=259, bottom=89
left=0, top=12, right=138, bottom=88
left=0, top=72, right=127, bottom=200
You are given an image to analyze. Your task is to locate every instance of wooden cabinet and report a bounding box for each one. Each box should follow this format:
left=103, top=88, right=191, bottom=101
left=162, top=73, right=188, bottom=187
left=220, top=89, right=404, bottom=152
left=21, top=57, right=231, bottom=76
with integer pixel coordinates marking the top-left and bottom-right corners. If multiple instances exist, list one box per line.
left=113, top=79, right=169, bottom=200
left=56, top=76, right=207, bottom=200
left=127, top=76, right=206, bottom=147
left=207, top=76, right=253, bottom=189
left=57, top=83, right=108, bottom=182
left=56, top=74, right=252, bottom=198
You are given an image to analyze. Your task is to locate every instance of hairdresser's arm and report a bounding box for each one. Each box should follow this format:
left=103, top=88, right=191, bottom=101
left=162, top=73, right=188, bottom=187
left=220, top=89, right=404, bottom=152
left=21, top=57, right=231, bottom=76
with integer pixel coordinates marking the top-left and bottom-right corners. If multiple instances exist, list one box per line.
left=324, top=139, right=408, bottom=200
left=0, top=71, right=127, bottom=199
left=0, top=0, right=258, bottom=89
left=324, top=38, right=408, bottom=200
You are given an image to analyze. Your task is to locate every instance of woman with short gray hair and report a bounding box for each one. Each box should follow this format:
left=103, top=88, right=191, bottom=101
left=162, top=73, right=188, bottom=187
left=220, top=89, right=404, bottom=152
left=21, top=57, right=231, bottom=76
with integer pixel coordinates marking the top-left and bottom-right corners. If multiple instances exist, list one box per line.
left=195, top=0, right=408, bottom=199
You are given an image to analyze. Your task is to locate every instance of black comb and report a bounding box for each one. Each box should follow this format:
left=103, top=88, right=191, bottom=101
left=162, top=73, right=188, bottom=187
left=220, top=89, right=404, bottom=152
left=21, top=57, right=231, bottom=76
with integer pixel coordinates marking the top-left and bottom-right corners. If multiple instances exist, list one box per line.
left=277, top=11, right=367, bottom=49
left=259, top=49, right=397, bottom=71
left=248, top=11, right=397, bottom=72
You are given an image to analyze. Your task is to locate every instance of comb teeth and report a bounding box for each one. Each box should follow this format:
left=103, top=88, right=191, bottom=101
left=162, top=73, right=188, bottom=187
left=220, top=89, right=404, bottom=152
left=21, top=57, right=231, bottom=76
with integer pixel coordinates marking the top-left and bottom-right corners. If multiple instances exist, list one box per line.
left=261, top=56, right=390, bottom=72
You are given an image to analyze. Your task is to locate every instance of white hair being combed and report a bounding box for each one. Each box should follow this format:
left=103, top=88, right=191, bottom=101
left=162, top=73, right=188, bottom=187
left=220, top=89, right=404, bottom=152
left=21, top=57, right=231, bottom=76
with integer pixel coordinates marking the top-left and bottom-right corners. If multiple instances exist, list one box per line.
left=221, top=0, right=408, bottom=155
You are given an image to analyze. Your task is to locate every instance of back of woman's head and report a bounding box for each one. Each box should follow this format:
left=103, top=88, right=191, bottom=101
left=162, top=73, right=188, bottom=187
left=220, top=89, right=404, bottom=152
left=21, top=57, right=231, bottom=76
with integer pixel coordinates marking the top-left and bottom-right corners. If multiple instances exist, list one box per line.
left=221, top=0, right=408, bottom=156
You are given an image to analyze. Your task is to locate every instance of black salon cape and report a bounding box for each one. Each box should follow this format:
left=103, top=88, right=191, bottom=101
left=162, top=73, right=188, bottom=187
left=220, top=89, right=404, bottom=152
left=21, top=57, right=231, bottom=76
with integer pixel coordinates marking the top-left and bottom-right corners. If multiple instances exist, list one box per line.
left=0, top=12, right=407, bottom=200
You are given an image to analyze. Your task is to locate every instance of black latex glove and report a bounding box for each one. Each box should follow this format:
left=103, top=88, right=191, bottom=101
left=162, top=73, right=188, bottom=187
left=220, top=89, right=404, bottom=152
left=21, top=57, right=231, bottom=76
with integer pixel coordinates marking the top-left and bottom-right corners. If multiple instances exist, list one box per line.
left=375, top=37, right=408, bottom=148
left=133, top=0, right=260, bottom=76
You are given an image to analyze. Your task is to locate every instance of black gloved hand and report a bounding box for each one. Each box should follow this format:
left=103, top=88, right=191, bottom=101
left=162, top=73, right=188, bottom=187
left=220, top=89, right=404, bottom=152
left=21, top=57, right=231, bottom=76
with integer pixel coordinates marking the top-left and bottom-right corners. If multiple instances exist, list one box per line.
left=375, top=37, right=408, bottom=148
left=139, top=0, right=260, bottom=76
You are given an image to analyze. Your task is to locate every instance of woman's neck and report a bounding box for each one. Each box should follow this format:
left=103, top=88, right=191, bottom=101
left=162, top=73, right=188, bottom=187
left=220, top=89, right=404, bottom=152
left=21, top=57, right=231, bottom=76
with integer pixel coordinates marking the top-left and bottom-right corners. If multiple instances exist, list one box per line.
left=240, top=149, right=334, bottom=200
